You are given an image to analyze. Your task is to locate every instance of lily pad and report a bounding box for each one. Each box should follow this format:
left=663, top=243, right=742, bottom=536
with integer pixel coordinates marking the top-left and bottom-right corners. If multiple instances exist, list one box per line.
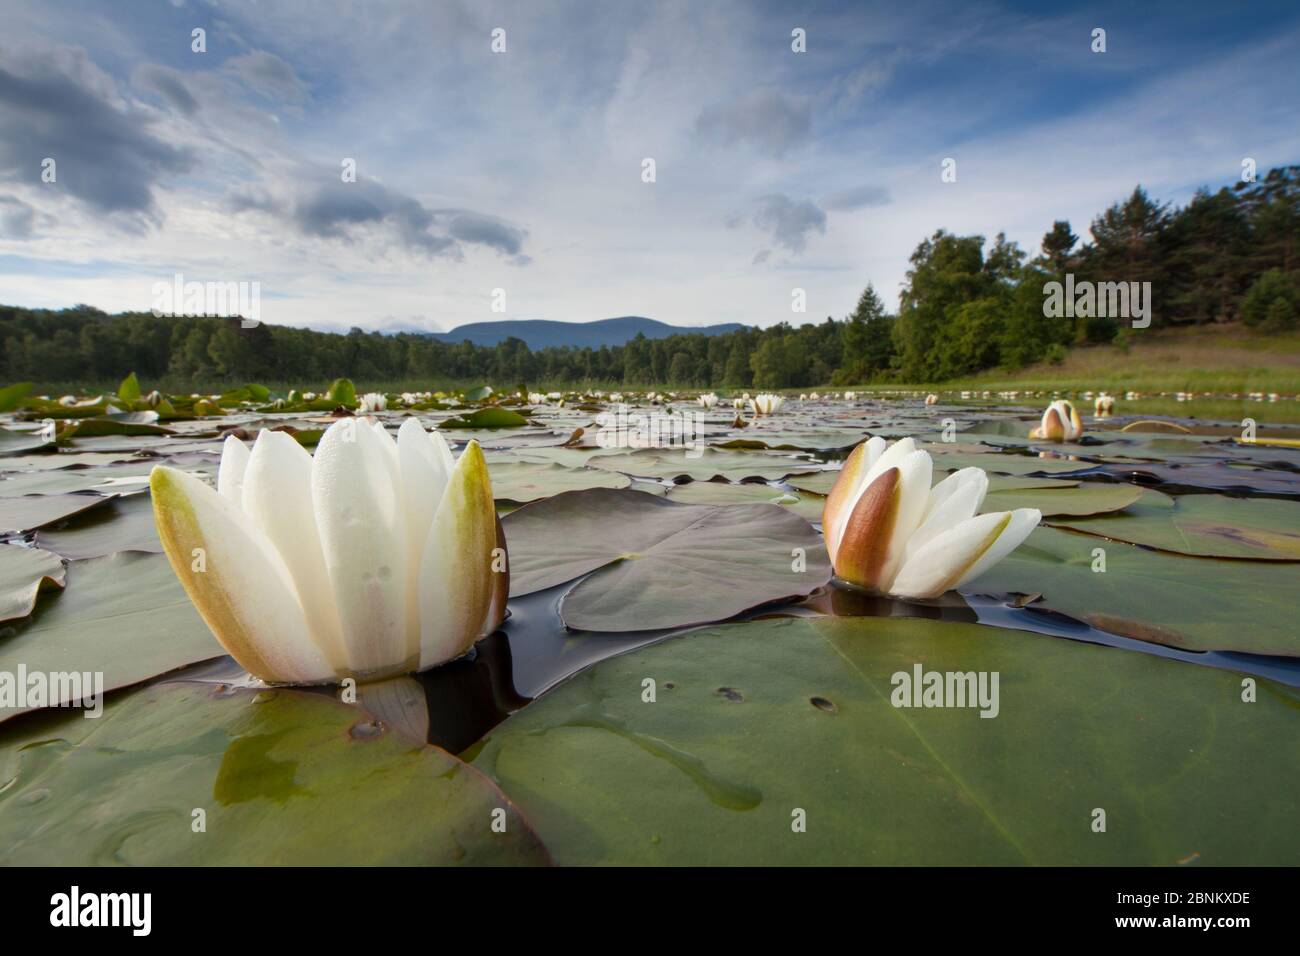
left=470, top=615, right=1300, bottom=865
left=33, top=493, right=161, bottom=559
left=1048, top=492, right=1300, bottom=560
left=441, top=408, right=531, bottom=429
left=0, top=493, right=115, bottom=534
left=966, top=525, right=1300, bottom=655
left=590, top=447, right=822, bottom=482
left=666, top=480, right=824, bottom=522
left=981, top=482, right=1144, bottom=517
left=0, top=427, right=54, bottom=456
left=0, top=552, right=222, bottom=721
left=0, top=545, right=65, bottom=624
left=0, top=681, right=550, bottom=865
left=489, top=461, right=631, bottom=503
left=502, top=488, right=830, bottom=631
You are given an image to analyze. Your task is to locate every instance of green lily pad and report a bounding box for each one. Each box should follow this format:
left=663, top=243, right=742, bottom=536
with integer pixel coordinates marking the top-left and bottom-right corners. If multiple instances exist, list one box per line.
left=965, top=525, right=1300, bottom=655
left=489, top=461, right=631, bottom=503
left=0, top=383, right=34, bottom=413
left=0, top=681, right=550, bottom=864
left=117, top=372, right=141, bottom=402
left=0, top=552, right=222, bottom=721
left=326, top=377, right=356, bottom=406
left=1049, top=492, right=1300, bottom=560
left=982, top=482, right=1144, bottom=517
left=441, top=408, right=531, bottom=429
left=925, top=449, right=1095, bottom=476
left=59, top=417, right=172, bottom=439
left=0, top=427, right=54, bottom=456
left=33, top=493, right=161, bottom=559
left=0, top=545, right=65, bottom=624
left=0, top=493, right=115, bottom=534
left=503, top=488, right=830, bottom=631
left=666, top=480, right=824, bottom=522
left=590, top=447, right=822, bottom=482
left=470, top=615, right=1300, bottom=865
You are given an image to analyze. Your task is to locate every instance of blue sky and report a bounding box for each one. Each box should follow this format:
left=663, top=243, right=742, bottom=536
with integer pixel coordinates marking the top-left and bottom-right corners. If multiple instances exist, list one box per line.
left=0, top=0, right=1297, bottom=334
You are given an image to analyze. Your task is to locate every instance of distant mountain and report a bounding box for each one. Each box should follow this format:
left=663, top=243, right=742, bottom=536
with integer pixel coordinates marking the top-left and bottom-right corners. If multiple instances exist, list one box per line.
left=430, top=316, right=747, bottom=349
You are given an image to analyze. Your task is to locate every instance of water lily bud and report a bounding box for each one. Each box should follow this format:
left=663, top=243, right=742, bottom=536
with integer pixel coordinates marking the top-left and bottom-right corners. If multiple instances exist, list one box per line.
left=150, top=420, right=503, bottom=684
left=1029, top=399, right=1083, bottom=442
left=822, top=437, right=1040, bottom=600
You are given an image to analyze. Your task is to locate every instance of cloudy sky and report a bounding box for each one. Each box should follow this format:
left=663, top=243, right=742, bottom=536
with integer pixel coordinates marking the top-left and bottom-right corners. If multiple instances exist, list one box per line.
left=1, top=0, right=1298, bottom=334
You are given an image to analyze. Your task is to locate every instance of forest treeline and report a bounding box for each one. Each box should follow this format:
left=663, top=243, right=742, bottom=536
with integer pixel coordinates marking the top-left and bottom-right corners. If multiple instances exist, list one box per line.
left=3, top=166, right=1297, bottom=389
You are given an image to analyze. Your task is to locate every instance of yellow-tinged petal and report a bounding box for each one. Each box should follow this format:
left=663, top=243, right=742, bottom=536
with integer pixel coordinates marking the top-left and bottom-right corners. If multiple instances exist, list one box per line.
left=891, top=507, right=1041, bottom=599
left=480, top=513, right=510, bottom=637
left=832, top=466, right=899, bottom=590
left=150, top=465, right=333, bottom=684
left=822, top=440, right=870, bottom=564
left=418, top=440, right=498, bottom=668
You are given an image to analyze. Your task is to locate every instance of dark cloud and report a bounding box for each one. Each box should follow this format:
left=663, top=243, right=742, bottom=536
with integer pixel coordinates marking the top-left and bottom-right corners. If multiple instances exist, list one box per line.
left=0, top=47, right=193, bottom=221
left=0, top=195, right=35, bottom=238
left=222, top=50, right=308, bottom=104
left=444, top=211, right=526, bottom=256
left=822, top=185, right=890, bottom=211
left=132, top=64, right=200, bottom=115
left=751, top=194, right=826, bottom=254
left=228, top=177, right=527, bottom=261
left=696, top=90, right=811, bottom=157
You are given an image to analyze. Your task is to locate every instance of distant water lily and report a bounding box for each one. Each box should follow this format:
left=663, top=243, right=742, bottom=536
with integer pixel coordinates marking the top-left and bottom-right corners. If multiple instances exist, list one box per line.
left=359, top=392, right=388, bottom=413
left=1030, top=399, right=1083, bottom=442
left=698, top=392, right=718, bottom=408
left=751, top=393, right=784, bottom=415
left=1094, top=393, right=1115, bottom=416
left=924, top=393, right=938, bottom=405
left=150, top=419, right=506, bottom=685
left=823, top=437, right=1040, bottom=600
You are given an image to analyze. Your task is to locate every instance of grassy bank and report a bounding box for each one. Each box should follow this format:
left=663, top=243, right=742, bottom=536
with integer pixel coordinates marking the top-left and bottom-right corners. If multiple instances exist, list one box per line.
left=917, top=325, right=1300, bottom=394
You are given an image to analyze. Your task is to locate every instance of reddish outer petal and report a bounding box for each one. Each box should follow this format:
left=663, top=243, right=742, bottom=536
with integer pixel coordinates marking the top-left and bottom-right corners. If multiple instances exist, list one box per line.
left=822, top=441, right=869, bottom=559
left=833, top=466, right=899, bottom=590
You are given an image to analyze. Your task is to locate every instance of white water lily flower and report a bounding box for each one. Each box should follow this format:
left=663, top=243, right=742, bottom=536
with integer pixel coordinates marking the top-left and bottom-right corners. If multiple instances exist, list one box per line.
left=751, top=393, right=784, bottom=415
left=822, top=437, right=1040, bottom=600
left=150, top=419, right=506, bottom=685
left=1030, top=399, right=1083, bottom=442
left=698, top=393, right=718, bottom=409
left=359, top=392, right=388, bottom=413
left=1094, top=393, right=1115, bottom=416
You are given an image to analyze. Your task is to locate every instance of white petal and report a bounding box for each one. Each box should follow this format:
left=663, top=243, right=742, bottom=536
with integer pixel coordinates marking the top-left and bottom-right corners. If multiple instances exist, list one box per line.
left=417, top=441, right=496, bottom=669
left=396, top=418, right=452, bottom=643
left=241, top=430, right=347, bottom=670
left=217, top=434, right=250, bottom=504
left=878, top=448, right=933, bottom=589
left=151, top=465, right=333, bottom=683
left=905, top=474, right=986, bottom=565
left=924, top=467, right=988, bottom=522
left=312, top=418, right=412, bottom=678
left=951, top=508, right=1042, bottom=588
left=890, top=508, right=1040, bottom=599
